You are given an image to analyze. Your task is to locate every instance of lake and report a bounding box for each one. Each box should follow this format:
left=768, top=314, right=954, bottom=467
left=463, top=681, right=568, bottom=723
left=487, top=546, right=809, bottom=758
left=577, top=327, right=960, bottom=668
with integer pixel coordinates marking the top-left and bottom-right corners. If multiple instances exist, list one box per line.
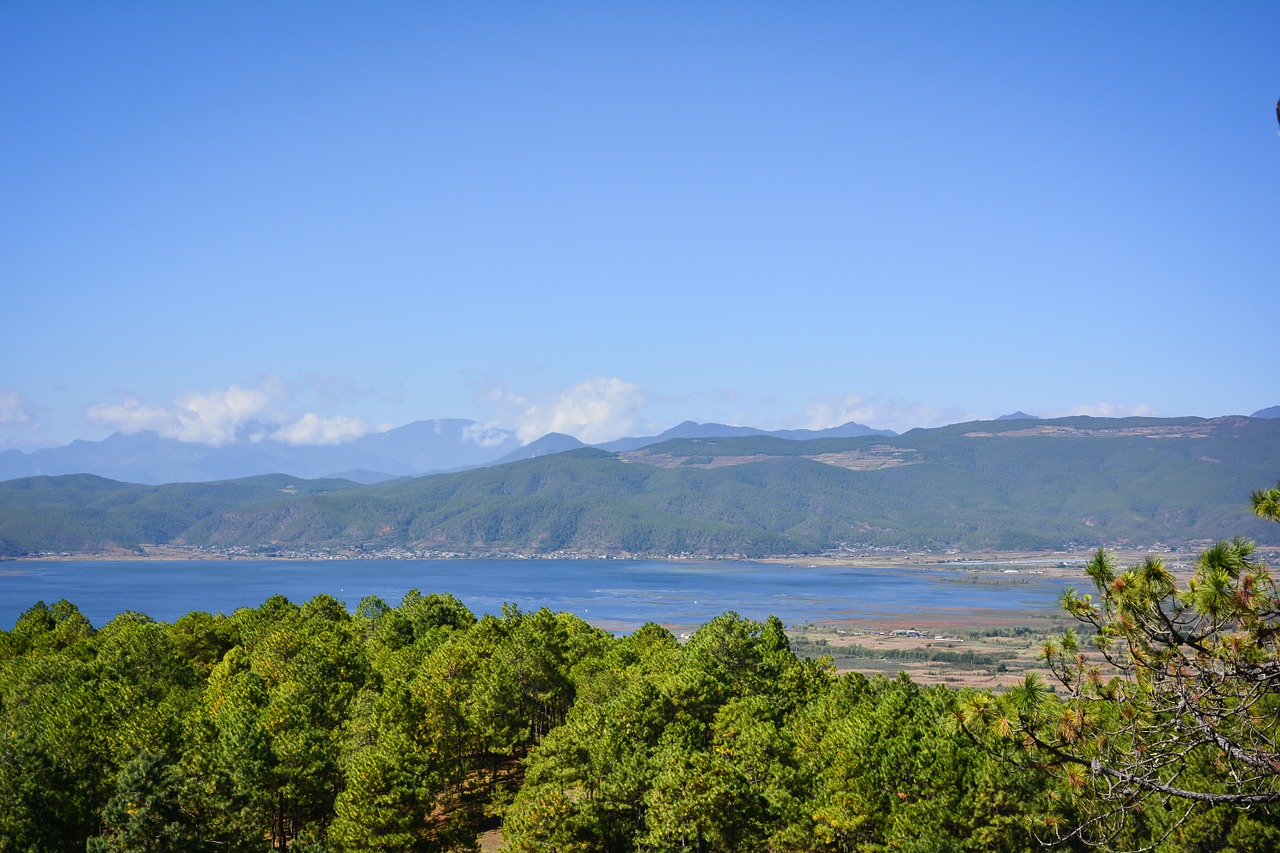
left=0, top=558, right=1069, bottom=632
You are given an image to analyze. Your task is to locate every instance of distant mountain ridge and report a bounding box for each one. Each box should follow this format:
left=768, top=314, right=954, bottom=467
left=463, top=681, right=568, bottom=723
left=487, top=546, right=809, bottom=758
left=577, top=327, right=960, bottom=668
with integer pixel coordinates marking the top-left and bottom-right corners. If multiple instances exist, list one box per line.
left=492, top=420, right=896, bottom=463
left=0, top=419, right=523, bottom=485
left=2, top=415, right=1277, bottom=558
left=0, top=419, right=892, bottom=485
left=1, top=410, right=1272, bottom=487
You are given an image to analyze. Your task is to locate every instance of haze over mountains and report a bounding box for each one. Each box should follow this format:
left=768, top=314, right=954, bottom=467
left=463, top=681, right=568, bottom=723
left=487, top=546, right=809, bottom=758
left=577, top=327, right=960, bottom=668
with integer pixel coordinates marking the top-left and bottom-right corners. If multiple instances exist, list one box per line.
left=0, top=419, right=894, bottom=485
left=5, top=406, right=1277, bottom=487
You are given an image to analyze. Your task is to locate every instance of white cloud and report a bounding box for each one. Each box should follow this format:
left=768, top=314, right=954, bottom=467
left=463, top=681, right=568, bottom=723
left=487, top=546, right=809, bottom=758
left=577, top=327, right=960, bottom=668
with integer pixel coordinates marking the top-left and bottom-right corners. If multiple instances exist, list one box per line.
left=84, top=376, right=381, bottom=448
left=87, top=383, right=280, bottom=446
left=484, top=377, right=648, bottom=444
left=462, top=422, right=515, bottom=448
left=1051, top=402, right=1161, bottom=419
left=799, top=394, right=972, bottom=434
left=272, top=413, right=377, bottom=446
left=86, top=397, right=187, bottom=435
left=85, top=377, right=381, bottom=447
left=0, top=389, right=36, bottom=427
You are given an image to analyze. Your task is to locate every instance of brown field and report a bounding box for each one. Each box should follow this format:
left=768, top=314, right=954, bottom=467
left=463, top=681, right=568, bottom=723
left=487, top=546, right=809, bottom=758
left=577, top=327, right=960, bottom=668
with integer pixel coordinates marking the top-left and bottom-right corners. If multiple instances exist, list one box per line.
left=775, top=545, right=1280, bottom=690
left=786, top=614, right=1073, bottom=690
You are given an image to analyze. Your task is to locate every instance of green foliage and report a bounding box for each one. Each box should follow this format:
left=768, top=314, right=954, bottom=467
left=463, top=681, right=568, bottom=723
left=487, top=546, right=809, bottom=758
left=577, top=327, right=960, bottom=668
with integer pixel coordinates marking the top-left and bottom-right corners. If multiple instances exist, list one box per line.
left=0, top=474, right=362, bottom=556
left=0, top=601, right=112, bottom=851
left=1254, top=480, right=1280, bottom=522
left=7, top=578, right=1275, bottom=851
left=87, top=752, right=201, bottom=853
left=964, top=490, right=1280, bottom=847
left=503, top=614, right=1050, bottom=853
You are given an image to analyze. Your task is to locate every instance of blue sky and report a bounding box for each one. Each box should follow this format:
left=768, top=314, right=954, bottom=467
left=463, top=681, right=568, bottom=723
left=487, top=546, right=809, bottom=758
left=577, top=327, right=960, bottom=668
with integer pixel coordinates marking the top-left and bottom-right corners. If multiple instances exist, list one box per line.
left=3, top=2, right=1278, bottom=449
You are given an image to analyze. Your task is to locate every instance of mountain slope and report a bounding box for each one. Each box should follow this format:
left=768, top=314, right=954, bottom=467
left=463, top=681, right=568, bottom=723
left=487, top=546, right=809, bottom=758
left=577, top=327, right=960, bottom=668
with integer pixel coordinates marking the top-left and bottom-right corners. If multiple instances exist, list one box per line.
left=0, top=474, right=362, bottom=555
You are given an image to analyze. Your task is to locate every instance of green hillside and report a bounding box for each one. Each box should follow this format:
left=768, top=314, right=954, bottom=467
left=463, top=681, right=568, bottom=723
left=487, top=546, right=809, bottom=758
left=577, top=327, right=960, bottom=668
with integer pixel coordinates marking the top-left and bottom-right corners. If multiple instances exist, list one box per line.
left=0, top=474, right=362, bottom=556
left=1, top=417, right=1277, bottom=558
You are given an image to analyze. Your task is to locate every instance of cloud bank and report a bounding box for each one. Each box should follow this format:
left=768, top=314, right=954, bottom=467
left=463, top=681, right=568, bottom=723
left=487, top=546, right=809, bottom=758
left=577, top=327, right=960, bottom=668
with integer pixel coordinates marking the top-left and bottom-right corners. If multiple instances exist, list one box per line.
left=462, top=422, right=517, bottom=448
left=484, top=377, right=648, bottom=444
left=271, top=413, right=376, bottom=446
left=0, top=389, right=36, bottom=428
left=85, top=379, right=379, bottom=447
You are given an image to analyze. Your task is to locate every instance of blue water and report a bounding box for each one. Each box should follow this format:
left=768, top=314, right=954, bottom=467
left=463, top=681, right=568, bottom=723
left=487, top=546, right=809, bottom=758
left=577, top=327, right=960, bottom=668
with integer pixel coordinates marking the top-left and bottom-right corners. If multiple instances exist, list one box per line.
left=0, top=559, right=1067, bottom=632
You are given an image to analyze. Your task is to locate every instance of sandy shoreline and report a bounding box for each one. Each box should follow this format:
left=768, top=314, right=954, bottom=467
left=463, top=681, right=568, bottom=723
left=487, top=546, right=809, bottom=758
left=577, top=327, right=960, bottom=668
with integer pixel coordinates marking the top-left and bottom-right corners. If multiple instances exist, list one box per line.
left=763, top=545, right=1280, bottom=578
left=12, top=545, right=1277, bottom=581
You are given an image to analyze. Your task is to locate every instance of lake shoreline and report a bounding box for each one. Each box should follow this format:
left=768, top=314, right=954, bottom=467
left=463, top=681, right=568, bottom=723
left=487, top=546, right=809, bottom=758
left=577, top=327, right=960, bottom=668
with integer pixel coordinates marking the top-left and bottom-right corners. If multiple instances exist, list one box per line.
left=16, top=544, right=1275, bottom=582
left=3, top=555, right=1070, bottom=631
left=3, top=554, right=1084, bottom=691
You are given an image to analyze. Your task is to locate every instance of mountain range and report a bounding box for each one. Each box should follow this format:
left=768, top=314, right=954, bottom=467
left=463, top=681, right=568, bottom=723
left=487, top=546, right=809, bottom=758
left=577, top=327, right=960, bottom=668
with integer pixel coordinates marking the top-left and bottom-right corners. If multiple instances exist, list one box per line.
left=0, top=419, right=893, bottom=485
left=2, top=414, right=1277, bottom=559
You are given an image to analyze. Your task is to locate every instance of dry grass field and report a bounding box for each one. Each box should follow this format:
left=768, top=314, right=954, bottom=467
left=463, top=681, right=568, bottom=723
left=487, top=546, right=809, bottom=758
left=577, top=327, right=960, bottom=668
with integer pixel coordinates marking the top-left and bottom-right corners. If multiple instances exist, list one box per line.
left=779, top=545, right=1280, bottom=690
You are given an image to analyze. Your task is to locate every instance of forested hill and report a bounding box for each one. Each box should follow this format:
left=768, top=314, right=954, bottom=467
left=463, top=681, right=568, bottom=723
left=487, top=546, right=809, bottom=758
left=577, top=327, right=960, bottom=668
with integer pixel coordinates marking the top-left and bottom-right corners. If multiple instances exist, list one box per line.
left=6, top=597, right=1267, bottom=851
left=2, top=415, right=1277, bottom=558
